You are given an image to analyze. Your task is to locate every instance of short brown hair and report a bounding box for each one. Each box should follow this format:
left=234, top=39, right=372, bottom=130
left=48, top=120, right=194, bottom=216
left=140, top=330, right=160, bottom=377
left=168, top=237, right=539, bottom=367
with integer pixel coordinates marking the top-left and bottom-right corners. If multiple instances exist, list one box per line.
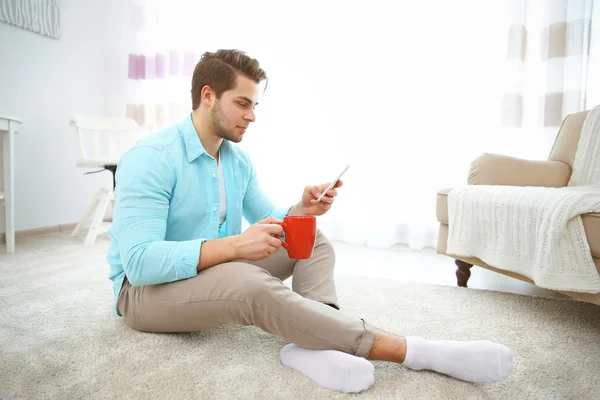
left=190, top=49, right=267, bottom=110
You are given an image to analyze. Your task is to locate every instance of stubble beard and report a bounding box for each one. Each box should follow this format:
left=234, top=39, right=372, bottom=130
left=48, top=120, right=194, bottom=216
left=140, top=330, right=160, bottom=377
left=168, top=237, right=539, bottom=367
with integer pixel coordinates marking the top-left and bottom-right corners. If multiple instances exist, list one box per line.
left=211, top=101, right=241, bottom=143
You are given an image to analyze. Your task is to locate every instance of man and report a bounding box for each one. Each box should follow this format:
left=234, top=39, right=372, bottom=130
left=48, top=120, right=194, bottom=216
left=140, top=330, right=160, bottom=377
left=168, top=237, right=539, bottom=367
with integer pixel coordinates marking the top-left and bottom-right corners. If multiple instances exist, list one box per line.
left=107, top=49, right=513, bottom=393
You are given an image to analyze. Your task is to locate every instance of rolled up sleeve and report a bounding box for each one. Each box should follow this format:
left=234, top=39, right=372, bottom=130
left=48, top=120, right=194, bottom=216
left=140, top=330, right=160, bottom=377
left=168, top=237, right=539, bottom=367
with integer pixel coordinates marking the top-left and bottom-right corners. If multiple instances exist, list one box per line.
left=113, top=146, right=202, bottom=286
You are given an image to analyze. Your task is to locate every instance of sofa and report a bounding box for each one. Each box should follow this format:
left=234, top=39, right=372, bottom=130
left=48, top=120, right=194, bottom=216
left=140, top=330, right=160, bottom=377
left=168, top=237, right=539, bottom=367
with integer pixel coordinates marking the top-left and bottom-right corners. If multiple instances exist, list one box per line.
left=436, top=109, right=600, bottom=306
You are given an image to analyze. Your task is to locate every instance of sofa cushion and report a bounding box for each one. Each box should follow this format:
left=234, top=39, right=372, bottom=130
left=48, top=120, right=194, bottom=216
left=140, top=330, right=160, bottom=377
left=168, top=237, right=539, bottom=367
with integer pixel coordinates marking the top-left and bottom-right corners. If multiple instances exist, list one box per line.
left=436, top=187, right=600, bottom=258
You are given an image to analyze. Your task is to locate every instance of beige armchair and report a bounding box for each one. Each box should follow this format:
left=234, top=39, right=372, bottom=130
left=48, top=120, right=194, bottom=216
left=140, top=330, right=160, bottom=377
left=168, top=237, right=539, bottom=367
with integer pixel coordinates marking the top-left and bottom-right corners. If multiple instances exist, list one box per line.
left=436, top=110, right=600, bottom=305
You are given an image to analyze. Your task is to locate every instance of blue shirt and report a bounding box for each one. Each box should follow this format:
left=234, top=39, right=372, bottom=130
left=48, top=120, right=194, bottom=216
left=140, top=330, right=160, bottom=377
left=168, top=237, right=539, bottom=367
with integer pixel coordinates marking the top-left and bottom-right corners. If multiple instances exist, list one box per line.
left=106, top=114, right=291, bottom=315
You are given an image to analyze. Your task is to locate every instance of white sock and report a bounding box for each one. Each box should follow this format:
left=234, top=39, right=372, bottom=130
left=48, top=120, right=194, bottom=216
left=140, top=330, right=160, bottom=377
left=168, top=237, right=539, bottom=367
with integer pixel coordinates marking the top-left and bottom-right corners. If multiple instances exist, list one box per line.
left=402, top=336, right=513, bottom=383
left=280, top=344, right=375, bottom=393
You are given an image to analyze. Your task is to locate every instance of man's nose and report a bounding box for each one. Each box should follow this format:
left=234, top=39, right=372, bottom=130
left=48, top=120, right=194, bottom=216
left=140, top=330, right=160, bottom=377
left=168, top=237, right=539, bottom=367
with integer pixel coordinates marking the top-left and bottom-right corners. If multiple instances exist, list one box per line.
left=244, top=109, right=256, bottom=122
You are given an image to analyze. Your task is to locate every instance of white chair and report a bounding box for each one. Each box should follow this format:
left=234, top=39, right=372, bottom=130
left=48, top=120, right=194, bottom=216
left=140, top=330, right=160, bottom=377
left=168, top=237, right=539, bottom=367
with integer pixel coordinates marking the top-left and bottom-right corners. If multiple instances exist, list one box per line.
left=70, top=115, right=150, bottom=245
left=0, top=115, right=22, bottom=252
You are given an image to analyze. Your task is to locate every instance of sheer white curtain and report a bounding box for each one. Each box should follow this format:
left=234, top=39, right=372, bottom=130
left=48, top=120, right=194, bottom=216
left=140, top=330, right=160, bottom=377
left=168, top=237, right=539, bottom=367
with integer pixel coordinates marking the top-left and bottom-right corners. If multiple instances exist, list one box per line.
left=128, top=0, right=517, bottom=250
left=501, top=0, right=599, bottom=161
left=590, top=1, right=600, bottom=107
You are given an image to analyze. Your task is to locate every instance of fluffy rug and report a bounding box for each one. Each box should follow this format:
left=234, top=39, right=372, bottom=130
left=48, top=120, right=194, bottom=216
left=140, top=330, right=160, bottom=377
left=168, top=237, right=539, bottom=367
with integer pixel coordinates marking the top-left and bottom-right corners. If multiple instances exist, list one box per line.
left=1, top=234, right=600, bottom=399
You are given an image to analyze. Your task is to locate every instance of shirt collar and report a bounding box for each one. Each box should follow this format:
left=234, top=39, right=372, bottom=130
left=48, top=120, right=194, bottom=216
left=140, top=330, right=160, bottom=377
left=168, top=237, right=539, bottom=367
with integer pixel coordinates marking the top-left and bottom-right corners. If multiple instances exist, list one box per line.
left=180, top=113, right=205, bottom=163
left=179, top=113, right=242, bottom=163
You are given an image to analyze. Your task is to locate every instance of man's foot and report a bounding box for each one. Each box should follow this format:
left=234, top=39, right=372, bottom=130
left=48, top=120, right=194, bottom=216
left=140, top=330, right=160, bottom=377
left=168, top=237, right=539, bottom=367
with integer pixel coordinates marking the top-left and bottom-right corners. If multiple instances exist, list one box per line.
left=402, top=336, right=513, bottom=383
left=280, top=344, right=375, bottom=393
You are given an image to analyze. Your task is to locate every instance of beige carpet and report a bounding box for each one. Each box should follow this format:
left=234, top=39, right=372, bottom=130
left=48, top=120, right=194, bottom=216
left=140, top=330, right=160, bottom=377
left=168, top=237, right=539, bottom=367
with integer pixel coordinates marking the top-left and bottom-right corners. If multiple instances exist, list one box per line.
left=1, top=234, right=600, bottom=399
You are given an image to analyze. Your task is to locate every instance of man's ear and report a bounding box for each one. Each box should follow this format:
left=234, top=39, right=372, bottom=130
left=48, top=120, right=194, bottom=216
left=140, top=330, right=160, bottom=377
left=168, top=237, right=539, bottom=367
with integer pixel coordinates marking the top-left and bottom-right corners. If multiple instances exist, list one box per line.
left=200, top=85, right=215, bottom=106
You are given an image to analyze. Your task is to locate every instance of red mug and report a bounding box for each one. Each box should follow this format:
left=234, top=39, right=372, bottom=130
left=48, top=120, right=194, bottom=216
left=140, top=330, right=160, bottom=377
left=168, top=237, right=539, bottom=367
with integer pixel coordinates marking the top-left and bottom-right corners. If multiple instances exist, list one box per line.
left=277, top=216, right=317, bottom=259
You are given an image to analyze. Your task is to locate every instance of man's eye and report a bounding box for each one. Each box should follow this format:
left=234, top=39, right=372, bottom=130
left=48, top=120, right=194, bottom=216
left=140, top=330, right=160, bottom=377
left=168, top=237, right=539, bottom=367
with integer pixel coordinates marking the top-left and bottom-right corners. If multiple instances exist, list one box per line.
left=238, top=102, right=248, bottom=108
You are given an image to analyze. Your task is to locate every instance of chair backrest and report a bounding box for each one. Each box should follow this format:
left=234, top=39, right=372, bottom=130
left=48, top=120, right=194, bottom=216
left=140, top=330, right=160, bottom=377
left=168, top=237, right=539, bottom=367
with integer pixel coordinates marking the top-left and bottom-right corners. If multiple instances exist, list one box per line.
left=70, top=115, right=150, bottom=162
left=548, top=110, right=590, bottom=168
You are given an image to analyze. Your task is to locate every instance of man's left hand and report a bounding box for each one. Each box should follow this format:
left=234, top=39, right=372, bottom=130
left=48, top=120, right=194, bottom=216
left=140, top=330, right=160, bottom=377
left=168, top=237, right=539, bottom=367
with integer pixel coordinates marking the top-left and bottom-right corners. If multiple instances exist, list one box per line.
left=290, top=180, right=343, bottom=216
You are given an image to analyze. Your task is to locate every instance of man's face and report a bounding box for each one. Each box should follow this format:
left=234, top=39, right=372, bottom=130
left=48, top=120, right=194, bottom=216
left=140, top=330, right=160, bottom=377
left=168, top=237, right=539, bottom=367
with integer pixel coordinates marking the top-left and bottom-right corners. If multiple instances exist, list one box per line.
left=210, top=74, right=260, bottom=143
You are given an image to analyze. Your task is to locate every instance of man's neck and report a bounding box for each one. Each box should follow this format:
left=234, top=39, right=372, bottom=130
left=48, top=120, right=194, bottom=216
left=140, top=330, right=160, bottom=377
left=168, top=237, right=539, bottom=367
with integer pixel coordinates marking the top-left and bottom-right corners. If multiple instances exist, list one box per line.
left=191, top=110, right=223, bottom=160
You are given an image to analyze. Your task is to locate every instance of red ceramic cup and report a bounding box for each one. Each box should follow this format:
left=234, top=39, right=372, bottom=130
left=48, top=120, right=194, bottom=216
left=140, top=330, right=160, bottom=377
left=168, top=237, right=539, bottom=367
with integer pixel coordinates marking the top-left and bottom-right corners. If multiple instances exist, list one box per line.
left=277, top=215, right=317, bottom=259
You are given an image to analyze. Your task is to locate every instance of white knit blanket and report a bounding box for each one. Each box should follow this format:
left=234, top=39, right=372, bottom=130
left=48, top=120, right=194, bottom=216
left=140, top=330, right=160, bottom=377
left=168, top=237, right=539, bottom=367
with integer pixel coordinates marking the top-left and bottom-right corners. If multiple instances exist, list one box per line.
left=447, top=105, right=600, bottom=293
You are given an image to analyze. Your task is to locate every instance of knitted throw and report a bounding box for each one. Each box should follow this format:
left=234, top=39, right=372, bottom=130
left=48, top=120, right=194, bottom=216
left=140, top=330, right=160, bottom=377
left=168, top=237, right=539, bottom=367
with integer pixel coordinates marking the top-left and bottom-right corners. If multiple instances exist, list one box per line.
left=447, top=105, right=600, bottom=293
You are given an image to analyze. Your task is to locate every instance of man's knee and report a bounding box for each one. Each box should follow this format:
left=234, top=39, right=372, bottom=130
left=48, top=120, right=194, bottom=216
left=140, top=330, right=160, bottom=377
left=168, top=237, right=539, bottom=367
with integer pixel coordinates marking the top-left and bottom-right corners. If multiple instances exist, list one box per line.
left=316, top=229, right=333, bottom=246
left=315, top=229, right=336, bottom=261
left=216, top=262, right=279, bottom=297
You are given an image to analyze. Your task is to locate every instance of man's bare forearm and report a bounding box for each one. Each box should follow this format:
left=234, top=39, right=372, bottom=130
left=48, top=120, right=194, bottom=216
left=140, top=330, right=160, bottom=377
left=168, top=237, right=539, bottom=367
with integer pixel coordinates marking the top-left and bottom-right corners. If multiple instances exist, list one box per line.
left=287, top=203, right=306, bottom=216
left=197, top=236, right=239, bottom=272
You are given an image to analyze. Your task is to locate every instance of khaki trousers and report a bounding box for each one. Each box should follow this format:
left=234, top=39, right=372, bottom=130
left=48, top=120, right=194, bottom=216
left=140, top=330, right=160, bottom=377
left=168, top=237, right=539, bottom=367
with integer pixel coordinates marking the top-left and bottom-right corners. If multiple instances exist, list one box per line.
left=117, top=231, right=376, bottom=358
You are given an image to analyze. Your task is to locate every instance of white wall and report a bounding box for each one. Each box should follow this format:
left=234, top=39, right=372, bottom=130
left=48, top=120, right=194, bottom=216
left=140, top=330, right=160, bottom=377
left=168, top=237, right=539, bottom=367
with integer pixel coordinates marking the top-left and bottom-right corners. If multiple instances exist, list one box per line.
left=0, top=0, right=133, bottom=233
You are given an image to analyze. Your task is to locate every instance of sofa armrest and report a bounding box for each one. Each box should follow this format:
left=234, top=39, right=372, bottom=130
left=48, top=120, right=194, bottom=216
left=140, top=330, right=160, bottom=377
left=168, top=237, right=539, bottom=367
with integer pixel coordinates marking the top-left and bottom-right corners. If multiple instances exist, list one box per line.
left=468, top=153, right=571, bottom=187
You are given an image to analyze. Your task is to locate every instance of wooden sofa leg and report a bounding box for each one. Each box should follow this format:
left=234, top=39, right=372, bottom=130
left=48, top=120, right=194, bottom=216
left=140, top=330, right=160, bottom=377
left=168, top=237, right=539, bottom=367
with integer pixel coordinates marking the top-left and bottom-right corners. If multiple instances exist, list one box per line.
left=455, top=260, right=473, bottom=287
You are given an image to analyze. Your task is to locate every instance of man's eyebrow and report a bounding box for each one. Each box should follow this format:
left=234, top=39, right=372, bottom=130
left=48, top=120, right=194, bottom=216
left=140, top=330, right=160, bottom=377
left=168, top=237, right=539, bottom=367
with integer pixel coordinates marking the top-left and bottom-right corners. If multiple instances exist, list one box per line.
left=236, top=96, right=258, bottom=106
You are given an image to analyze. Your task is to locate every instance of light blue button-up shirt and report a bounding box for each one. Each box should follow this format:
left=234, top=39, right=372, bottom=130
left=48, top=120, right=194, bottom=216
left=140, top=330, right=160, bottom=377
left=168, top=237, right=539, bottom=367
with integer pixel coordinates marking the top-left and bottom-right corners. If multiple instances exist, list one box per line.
left=106, top=114, right=290, bottom=315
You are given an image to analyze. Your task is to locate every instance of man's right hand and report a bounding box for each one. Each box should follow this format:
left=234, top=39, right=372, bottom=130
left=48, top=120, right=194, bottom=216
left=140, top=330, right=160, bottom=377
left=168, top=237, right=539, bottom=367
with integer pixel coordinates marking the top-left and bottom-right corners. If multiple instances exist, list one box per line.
left=232, top=216, right=284, bottom=260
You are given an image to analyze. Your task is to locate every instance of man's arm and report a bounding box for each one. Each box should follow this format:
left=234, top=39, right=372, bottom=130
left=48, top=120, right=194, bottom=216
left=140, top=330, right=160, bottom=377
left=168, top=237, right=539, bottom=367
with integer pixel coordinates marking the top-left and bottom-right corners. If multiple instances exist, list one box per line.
left=196, top=236, right=238, bottom=271
left=114, top=147, right=205, bottom=286
left=287, top=203, right=307, bottom=216
left=197, top=217, right=285, bottom=270
left=241, top=159, right=294, bottom=223
left=283, top=183, right=342, bottom=217
left=240, top=158, right=339, bottom=221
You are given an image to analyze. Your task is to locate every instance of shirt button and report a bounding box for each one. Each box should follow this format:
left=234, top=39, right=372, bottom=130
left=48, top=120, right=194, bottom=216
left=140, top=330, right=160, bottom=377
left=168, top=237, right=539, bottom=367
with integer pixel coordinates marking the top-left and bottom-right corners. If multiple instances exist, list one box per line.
left=212, top=207, right=217, bottom=212
left=212, top=173, right=217, bottom=178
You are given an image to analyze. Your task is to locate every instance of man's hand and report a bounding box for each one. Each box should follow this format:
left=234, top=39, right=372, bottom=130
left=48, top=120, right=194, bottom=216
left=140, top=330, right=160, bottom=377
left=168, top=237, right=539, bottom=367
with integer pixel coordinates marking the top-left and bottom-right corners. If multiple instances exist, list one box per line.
left=232, top=216, right=284, bottom=260
left=289, top=180, right=343, bottom=217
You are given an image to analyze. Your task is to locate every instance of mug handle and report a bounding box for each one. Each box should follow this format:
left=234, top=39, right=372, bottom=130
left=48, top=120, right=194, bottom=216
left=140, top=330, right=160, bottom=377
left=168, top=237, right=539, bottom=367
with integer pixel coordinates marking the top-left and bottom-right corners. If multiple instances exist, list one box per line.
left=276, top=222, right=289, bottom=250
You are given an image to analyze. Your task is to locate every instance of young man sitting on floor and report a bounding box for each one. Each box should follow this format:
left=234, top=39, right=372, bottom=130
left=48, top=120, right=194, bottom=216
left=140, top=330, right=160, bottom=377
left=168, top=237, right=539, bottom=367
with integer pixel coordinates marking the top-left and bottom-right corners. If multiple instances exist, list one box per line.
left=107, top=49, right=513, bottom=393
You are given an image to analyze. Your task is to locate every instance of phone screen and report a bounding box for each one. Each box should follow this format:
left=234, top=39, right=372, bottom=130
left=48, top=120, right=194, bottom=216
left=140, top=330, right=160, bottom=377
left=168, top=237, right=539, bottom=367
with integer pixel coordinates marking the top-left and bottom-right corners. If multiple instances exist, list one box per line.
left=316, top=164, right=350, bottom=202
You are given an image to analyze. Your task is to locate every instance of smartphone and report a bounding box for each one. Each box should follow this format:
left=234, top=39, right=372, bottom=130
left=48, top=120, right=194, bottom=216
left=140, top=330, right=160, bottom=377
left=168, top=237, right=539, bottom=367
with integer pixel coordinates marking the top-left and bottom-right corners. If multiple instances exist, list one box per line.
left=316, top=164, right=350, bottom=202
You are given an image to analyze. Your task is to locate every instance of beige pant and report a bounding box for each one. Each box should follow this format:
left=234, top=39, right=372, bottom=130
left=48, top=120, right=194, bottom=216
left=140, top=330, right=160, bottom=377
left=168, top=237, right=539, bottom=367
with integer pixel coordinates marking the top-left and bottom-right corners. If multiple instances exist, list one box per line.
left=117, top=231, right=376, bottom=358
